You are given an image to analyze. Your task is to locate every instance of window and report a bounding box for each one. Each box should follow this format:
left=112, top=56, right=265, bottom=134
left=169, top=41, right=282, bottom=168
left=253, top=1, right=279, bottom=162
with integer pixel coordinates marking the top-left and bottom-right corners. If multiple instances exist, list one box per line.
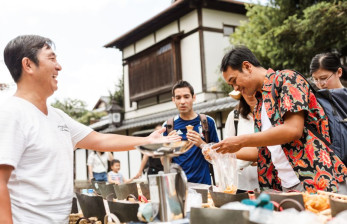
left=159, top=92, right=172, bottom=103
left=137, top=96, right=157, bottom=109
left=127, top=38, right=181, bottom=103
left=137, top=91, right=172, bottom=109
left=223, top=25, right=236, bottom=36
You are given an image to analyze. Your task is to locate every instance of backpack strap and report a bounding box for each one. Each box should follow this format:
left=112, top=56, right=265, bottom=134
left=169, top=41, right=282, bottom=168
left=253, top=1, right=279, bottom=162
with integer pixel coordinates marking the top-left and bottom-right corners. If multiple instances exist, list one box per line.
left=166, top=117, right=174, bottom=134
left=199, top=114, right=209, bottom=143
left=271, top=71, right=331, bottom=147
left=234, top=109, right=239, bottom=136
left=198, top=114, right=216, bottom=185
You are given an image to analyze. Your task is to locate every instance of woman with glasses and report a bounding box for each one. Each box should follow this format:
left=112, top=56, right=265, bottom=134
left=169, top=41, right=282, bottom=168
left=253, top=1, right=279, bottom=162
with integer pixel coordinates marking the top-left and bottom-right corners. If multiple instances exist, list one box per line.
left=310, top=52, right=347, bottom=89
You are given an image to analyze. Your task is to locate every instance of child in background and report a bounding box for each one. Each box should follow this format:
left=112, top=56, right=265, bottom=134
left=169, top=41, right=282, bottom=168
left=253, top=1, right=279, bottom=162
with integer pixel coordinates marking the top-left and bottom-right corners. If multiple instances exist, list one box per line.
left=108, top=159, right=133, bottom=184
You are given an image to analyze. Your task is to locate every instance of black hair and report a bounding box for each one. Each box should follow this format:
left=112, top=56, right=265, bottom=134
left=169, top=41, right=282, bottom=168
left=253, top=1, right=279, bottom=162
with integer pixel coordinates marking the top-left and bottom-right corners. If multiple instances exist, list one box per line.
left=220, top=46, right=261, bottom=72
left=3, top=35, right=54, bottom=83
left=238, top=96, right=252, bottom=120
left=172, top=80, right=194, bottom=96
left=310, top=52, right=347, bottom=81
left=111, top=159, right=120, bottom=166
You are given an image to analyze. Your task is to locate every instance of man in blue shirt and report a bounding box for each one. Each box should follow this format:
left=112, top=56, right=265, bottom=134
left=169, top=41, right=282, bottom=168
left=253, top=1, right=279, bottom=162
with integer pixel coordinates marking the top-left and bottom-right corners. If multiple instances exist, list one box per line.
left=163, top=80, right=219, bottom=185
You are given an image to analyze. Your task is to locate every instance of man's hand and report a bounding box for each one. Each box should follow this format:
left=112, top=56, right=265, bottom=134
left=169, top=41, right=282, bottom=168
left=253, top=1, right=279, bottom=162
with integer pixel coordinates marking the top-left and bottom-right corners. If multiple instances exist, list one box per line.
left=186, top=130, right=205, bottom=147
left=147, top=127, right=181, bottom=144
left=212, top=136, right=243, bottom=154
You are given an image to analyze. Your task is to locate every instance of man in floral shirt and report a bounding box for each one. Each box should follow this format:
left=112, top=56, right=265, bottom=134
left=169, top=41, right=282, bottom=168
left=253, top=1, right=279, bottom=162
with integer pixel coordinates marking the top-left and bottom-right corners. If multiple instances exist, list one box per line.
left=214, top=46, right=347, bottom=193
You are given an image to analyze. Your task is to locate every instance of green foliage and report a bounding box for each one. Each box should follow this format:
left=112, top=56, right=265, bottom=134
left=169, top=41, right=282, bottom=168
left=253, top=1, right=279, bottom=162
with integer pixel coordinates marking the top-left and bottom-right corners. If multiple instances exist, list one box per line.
left=51, top=98, right=108, bottom=125
left=109, top=76, right=124, bottom=107
left=78, top=110, right=108, bottom=125
left=51, top=98, right=87, bottom=118
left=231, top=0, right=347, bottom=74
left=217, top=77, right=234, bottom=96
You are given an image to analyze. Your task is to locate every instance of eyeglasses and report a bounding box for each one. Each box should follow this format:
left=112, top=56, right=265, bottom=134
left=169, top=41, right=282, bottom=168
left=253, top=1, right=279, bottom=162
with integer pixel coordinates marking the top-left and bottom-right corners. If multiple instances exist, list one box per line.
left=313, top=72, right=335, bottom=86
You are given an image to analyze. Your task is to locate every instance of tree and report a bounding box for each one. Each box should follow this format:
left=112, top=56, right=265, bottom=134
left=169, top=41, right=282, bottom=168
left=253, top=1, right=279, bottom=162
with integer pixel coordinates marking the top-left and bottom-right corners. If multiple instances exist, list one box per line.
left=109, top=76, right=124, bottom=107
left=230, top=0, right=347, bottom=74
left=217, top=77, right=234, bottom=95
left=51, top=98, right=88, bottom=119
left=51, top=98, right=106, bottom=125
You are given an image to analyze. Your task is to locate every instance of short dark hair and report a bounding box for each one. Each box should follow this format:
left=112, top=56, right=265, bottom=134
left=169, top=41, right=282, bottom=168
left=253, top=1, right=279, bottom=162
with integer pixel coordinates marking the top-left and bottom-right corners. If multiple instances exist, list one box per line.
left=3, top=35, right=54, bottom=83
left=220, top=46, right=261, bottom=72
left=111, top=159, right=120, bottom=166
left=172, top=80, right=194, bottom=96
left=310, top=52, right=347, bottom=81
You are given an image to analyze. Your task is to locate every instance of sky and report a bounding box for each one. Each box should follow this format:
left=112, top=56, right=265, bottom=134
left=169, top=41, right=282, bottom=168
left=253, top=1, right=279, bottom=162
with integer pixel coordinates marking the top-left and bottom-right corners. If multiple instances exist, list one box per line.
left=0, top=0, right=173, bottom=109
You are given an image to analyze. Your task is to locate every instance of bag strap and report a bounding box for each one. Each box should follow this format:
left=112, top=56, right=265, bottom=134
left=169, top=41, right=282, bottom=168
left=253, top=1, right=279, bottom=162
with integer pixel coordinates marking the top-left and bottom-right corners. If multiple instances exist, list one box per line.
left=198, top=114, right=216, bottom=185
left=199, top=114, right=209, bottom=143
left=270, top=71, right=331, bottom=147
left=96, top=152, right=107, bottom=171
left=234, top=109, right=239, bottom=136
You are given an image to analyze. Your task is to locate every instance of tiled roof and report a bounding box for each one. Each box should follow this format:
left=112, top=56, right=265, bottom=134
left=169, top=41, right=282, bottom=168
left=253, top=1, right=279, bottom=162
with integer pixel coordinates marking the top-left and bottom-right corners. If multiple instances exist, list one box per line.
left=92, top=97, right=238, bottom=133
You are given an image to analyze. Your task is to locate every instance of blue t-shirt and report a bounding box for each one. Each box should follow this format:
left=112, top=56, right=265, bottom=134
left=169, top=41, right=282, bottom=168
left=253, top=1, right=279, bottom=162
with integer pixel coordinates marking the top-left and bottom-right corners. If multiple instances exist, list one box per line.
left=163, top=114, right=219, bottom=185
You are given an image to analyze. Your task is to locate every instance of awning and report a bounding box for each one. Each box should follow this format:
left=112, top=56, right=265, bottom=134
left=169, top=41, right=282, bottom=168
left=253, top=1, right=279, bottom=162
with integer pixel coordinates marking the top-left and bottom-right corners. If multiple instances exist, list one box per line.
left=97, top=97, right=238, bottom=133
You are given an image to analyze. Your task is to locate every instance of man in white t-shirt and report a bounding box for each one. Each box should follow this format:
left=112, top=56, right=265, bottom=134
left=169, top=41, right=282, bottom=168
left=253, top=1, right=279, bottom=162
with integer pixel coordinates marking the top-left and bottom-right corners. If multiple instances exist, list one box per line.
left=0, top=35, right=180, bottom=224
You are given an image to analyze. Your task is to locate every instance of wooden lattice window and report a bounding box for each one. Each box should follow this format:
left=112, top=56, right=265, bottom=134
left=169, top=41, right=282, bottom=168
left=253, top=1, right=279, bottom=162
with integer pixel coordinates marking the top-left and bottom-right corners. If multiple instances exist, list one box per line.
left=128, top=38, right=181, bottom=102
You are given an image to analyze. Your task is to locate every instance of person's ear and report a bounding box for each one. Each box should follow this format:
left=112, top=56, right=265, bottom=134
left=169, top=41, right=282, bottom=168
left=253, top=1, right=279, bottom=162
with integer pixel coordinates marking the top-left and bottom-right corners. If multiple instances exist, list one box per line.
left=22, top=57, right=35, bottom=74
left=193, top=94, right=196, bottom=102
left=172, top=96, right=175, bottom=103
left=242, top=61, right=252, bottom=74
left=337, top=67, right=342, bottom=78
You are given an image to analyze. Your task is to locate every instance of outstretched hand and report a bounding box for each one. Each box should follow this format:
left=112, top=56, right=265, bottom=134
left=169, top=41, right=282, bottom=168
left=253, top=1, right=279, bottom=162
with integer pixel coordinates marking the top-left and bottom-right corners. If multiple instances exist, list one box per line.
left=212, top=136, right=243, bottom=154
left=147, top=127, right=181, bottom=144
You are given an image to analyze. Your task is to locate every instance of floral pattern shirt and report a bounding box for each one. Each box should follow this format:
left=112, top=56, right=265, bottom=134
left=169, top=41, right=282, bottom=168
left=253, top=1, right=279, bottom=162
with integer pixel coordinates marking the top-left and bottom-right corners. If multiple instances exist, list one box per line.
left=255, top=69, right=347, bottom=193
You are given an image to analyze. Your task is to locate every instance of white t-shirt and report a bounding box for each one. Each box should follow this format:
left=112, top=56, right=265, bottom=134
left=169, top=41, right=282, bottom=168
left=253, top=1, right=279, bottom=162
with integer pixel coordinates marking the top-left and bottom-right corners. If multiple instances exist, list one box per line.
left=108, top=171, right=124, bottom=184
left=0, top=97, right=92, bottom=224
left=260, top=101, right=300, bottom=188
left=87, top=152, right=108, bottom=173
left=225, top=110, right=259, bottom=191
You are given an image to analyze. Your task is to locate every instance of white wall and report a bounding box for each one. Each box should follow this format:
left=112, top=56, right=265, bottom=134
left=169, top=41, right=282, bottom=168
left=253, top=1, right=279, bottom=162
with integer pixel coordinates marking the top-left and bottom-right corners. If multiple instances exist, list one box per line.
left=123, top=64, right=134, bottom=113
left=180, top=10, right=198, bottom=33
left=123, top=44, right=135, bottom=59
left=202, top=8, right=247, bottom=28
left=128, top=150, right=142, bottom=178
left=125, top=100, right=174, bottom=119
left=200, top=8, right=247, bottom=92
left=156, top=21, right=179, bottom=42
left=180, top=32, right=203, bottom=94
left=203, top=31, right=231, bottom=91
left=135, top=34, right=155, bottom=53
left=75, top=149, right=87, bottom=180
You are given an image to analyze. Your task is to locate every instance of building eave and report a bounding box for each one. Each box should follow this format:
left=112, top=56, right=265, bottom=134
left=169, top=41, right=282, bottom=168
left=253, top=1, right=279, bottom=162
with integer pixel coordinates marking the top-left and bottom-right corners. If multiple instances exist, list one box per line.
left=104, top=0, right=246, bottom=50
left=91, top=96, right=238, bottom=133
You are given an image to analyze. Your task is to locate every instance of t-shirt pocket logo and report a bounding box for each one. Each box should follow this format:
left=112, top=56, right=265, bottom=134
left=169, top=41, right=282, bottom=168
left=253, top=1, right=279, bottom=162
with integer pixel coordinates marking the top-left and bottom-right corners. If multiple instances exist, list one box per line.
left=58, top=124, right=69, bottom=132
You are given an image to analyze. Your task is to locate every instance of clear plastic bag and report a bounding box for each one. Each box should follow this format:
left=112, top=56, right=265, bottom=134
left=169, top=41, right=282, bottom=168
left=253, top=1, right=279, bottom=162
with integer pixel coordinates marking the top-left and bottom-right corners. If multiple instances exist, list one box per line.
left=185, top=189, right=203, bottom=212
left=201, top=143, right=215, bottom=163
left=202, top=143, right=238, bottom=193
